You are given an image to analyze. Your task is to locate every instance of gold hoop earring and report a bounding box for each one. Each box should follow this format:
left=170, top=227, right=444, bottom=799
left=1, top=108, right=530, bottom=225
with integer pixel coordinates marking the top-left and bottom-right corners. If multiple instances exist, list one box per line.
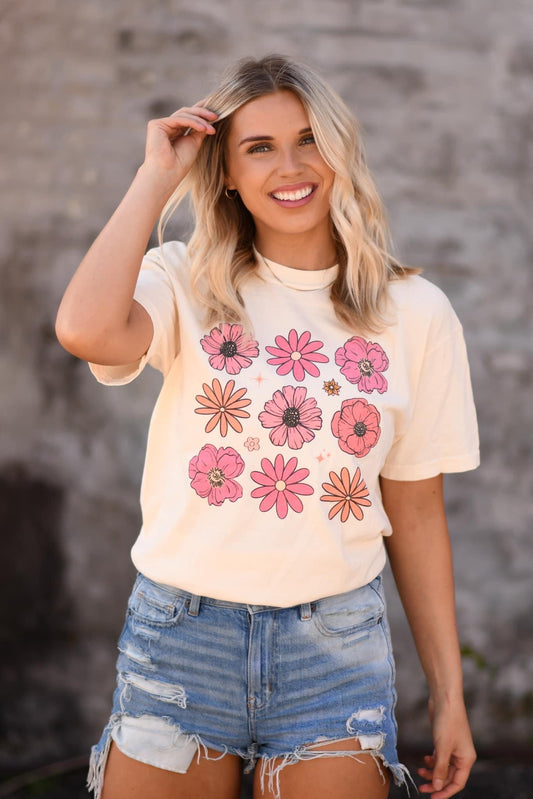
left=225, top=187, right=238, bottom=199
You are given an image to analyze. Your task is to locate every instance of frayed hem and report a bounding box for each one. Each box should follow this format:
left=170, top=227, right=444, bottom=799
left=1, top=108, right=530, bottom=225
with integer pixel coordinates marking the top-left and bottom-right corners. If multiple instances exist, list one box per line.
left=382, top=759, right=416, bottom=794
left=87, top=713, right=227, bottom=799
left=257, top=742, right=415, bottom=799
left=87, top=727, right=113, bottom=799
left=87, top=716, right=415, bottom=799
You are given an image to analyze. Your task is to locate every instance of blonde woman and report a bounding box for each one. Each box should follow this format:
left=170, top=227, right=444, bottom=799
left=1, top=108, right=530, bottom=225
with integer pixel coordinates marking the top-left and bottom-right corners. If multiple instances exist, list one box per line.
left=56, top=55, right=479, bottom=799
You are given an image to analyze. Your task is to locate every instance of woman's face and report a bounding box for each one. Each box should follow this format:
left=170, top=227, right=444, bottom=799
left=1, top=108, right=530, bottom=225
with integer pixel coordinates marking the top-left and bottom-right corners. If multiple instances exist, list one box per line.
left=224, top=90, right=335, bottom=254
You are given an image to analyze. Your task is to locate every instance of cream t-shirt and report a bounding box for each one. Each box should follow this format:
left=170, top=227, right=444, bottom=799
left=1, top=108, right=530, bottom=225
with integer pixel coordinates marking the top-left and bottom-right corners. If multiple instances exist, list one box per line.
left=90, top=241, right=479, bottom=606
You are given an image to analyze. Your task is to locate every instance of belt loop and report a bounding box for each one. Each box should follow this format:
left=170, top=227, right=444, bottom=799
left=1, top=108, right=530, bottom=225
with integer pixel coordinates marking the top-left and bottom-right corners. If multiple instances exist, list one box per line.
left=188, top=593, right=201, bottom=617
left=299, top=602, right=312, bottom=621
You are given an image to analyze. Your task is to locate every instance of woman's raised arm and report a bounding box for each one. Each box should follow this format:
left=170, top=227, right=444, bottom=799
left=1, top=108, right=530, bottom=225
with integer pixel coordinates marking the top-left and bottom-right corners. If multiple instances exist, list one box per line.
left=380, top=474, right=476, bottom=798
left=55, top=105, right=217, bottom=366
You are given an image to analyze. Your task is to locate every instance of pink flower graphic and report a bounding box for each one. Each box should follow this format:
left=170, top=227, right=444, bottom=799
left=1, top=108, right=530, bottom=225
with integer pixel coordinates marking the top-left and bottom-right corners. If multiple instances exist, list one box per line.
left=251, top=454, right=314, bottom=519
left=266, top=329, right=329, bottom=382
left=189, top=443, right=244, bottom=506
left=335, top=336, right=389, bottom=394
left=200, top=323, right=259, bottom=375
left=244, top=436, right=260, bottom=451
left=258, top=385, right=322, bottom=450
left=331, top=397, right=381, bottom=457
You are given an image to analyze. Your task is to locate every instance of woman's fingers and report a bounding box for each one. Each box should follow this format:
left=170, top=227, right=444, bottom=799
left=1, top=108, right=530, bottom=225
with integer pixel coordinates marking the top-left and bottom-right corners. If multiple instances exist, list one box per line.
left=432, top=748, right=453, bottom=791
left=168, top=106, right=218, bottom=128
left=156, top=109, right=217, bottom=136
left=418, top=751, right=475, bottom=797
left=144, top=105, right=218, bottom=171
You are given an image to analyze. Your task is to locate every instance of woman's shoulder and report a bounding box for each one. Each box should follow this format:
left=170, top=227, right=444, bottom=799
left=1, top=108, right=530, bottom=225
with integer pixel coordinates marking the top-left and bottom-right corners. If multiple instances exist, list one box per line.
left=389, top=272, right=451, bottom=308
left=143, top=240, right=189, bottom=272
left=387, top=273, right=462, bottom=339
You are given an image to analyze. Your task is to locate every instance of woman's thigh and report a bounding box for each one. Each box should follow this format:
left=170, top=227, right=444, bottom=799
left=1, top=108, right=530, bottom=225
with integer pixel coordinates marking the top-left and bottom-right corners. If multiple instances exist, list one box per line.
left=101, top=741, right=242, bottom=799
left=253, top=739, right=390, bottom=799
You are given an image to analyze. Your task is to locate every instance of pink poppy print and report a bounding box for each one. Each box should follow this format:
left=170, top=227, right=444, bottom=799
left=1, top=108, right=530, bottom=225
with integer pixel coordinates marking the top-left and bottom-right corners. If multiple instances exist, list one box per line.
left=189, top=443, right=244, bottom=506
left=200, top=323, right=259, bottom=375
left=335, top=336, right=389, bottom=394
left=259, top=385, right=322, bottom=450
left=331, top=397, right=381, bottom=457
left=250, top=454, right=314, bottom=519
left=266, top=329, right=329, bottom=382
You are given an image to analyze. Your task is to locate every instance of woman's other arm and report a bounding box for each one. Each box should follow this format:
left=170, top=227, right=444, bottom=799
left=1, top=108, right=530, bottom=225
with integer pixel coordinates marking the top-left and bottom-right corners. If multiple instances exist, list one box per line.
left=55, top=106, right=217, bottom=365
left=380, top=474, right=476, bottom=798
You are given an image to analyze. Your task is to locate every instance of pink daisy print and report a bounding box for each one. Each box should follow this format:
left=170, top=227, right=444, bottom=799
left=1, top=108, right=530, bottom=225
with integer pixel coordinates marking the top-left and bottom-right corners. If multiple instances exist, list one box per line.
left=189, top=443, right=244, bottom=506
left=258, top=385, right=322, bottom=450
left=251, top=454, right=314, bottom=519
left=266, top=329, right=329, bottom=382
left=335, top=336, right=389, bottom=394
left=331, top=397, right=381, bottom=457
left=200, top=323, right=259, bottom=375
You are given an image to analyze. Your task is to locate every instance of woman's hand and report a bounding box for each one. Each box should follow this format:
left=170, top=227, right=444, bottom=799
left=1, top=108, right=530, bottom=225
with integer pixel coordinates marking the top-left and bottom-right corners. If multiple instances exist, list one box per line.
left=142, top=104, right=218, bottom=188
left=418, top=694, right=476, bottom=797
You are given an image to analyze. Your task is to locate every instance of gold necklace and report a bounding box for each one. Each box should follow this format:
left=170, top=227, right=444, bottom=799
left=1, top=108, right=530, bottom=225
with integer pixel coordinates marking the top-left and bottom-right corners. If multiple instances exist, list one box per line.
left=257, top=252, right=337, bottom=293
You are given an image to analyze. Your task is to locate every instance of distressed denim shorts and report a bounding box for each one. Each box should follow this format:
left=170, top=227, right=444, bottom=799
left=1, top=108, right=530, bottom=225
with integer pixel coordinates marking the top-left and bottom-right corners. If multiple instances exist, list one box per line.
left=89, top=572, right=410, bottom=798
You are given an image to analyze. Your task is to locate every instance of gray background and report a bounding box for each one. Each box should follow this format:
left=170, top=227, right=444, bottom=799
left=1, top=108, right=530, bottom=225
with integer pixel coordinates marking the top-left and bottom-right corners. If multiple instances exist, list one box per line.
left=1, top=0, right=532, bottom=776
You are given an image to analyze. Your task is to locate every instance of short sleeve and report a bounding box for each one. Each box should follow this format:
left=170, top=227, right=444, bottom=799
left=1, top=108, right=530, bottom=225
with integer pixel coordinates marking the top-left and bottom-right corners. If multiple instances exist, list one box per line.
left=89, top=245, right=182, bottom=386
left=381, top=315, right=480, bottom=481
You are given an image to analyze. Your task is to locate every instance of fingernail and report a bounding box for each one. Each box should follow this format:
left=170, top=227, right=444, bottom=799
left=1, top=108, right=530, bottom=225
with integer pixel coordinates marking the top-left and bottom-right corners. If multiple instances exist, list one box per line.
left=434, top=778, right=444, bottom=790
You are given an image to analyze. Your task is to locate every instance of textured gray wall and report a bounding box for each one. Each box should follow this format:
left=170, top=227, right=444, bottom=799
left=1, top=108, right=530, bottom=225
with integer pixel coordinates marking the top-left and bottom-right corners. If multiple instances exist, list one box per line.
left=1, top=0, right=532, bottom=771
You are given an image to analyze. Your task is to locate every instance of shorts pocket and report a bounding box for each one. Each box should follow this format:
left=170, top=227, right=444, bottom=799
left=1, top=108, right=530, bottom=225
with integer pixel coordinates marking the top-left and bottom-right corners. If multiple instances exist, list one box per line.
left=127, top=575, right=188, bottom=628
left=312, top=578, right=384, bottom=639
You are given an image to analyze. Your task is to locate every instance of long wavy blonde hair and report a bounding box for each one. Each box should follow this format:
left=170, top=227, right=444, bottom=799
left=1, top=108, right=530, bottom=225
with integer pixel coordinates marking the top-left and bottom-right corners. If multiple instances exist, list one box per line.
left=158, top=54, right=414, bottom=332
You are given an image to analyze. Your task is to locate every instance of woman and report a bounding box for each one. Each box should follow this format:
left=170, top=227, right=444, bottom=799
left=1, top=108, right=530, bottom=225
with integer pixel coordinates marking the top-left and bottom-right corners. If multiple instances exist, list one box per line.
left=56, top=55, right=479, bottom=799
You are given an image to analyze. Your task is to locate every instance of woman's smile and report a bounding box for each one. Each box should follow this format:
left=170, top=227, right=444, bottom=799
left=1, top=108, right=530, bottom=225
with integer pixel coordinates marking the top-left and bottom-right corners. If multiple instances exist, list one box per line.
left=269, top=182, right=317, bottom=206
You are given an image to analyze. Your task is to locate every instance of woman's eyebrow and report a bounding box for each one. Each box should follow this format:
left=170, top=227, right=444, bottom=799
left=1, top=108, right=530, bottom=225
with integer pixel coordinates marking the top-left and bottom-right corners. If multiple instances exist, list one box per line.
left=238, top=127, right=312, bottom=146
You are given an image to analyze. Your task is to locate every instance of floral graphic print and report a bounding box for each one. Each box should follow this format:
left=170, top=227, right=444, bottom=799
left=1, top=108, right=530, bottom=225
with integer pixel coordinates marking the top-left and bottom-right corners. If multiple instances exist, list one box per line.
left=259, top=385, right=322, bottom=450
left=335, top=336, right=389, bottom=394
left=244, top=437, right=260, bottom=451
left=200, top=323, right=259, bottom=375
left=321, top=466, right=371, bottom=522
left=189, top=444, right=244, bottom=506
left=195, top=378, right=251, bottom=436
left=251, top=454, right=314, bottom=519
left=266, top=329, right=329, bottom=382
left=331, top=397, right=381, bottom=457
left=323, top=379, right=341, bottom=396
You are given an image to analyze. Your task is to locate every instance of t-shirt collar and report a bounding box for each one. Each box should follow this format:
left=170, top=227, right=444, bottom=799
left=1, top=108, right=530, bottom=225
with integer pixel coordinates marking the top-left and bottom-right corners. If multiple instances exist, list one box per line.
left=253, top=246, right=339, bottom=291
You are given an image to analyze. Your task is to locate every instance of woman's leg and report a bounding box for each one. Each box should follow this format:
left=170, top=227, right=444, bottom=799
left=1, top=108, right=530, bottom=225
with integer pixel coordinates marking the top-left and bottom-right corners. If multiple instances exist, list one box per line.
left=253, top=738, right=390, bottom=799
left=101, top=741, right=242, bottom=799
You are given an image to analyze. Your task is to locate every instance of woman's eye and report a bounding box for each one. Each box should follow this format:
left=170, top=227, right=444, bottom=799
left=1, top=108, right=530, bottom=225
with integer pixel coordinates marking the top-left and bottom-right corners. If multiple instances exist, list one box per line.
left=300, top=134, right=316, bottom=146
left=248, top=143, right=272, bottom=154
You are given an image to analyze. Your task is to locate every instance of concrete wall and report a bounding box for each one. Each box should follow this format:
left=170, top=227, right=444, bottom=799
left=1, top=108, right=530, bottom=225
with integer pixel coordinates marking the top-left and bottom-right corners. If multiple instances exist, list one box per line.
left=1, top=0, right=532, bottom=771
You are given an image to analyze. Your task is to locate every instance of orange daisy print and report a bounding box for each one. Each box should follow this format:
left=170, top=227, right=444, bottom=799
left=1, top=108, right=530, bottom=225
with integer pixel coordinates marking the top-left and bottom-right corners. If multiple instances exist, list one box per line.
left=320, top=466, right=371, bottom=522
left=195, top=378, right=251, bottom=437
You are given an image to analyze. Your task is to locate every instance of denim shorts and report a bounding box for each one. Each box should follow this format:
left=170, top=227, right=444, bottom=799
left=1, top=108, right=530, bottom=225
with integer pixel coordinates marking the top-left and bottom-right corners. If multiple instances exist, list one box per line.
left=88, top=572, right=409, bottom=798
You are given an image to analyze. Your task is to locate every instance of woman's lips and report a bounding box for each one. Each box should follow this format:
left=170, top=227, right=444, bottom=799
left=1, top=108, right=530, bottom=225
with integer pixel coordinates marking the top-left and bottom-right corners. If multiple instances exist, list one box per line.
left=269, top=183, right=317, bottom=207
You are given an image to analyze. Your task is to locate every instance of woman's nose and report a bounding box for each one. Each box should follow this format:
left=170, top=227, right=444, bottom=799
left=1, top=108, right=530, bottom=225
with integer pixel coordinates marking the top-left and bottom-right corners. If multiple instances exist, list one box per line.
left=277, top=146, right=303, bottom=175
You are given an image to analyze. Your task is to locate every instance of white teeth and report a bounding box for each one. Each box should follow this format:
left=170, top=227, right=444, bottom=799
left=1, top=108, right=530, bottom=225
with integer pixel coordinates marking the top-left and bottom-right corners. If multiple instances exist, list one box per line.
left=272, top=186, right=314, bottom=201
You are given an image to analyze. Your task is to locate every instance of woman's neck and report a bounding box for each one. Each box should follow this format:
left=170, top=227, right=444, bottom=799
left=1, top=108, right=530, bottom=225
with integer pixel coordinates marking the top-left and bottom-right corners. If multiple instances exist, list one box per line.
left=254, top=230, right=337, bottom=271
